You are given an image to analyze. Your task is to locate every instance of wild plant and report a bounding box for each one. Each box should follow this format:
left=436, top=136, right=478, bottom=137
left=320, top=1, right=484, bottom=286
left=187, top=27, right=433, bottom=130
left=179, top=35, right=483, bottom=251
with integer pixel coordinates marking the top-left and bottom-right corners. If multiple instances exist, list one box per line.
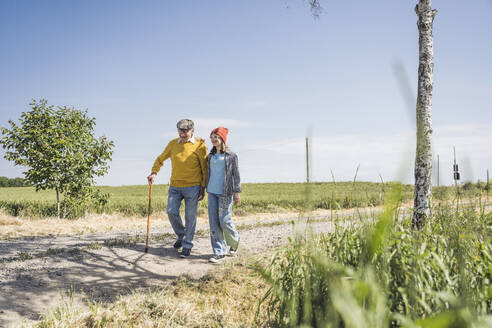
left=258, top=183, right=492, bottom=327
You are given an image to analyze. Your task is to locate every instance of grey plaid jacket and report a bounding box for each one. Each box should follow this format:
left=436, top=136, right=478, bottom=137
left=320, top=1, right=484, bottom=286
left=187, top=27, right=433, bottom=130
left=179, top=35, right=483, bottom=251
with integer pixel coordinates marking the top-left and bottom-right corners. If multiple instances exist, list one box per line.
left=206, top=148, right=241, bottom=196
left=205, top=148, right=241, bottom=216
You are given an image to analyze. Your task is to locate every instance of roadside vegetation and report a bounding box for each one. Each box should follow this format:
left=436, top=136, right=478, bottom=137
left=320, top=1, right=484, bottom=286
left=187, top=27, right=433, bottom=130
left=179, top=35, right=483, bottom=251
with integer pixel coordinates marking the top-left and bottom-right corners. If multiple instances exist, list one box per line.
left=28, top=184, right=491, bottom=328
left=1, top=181, right=490, bottom=219
left=260, top=188, right=492, bottom=327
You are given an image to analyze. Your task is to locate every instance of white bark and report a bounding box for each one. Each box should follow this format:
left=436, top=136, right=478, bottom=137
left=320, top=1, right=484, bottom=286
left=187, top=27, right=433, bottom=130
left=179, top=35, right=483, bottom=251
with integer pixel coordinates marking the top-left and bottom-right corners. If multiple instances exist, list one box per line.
left=413, top=0, right=437, bottom=228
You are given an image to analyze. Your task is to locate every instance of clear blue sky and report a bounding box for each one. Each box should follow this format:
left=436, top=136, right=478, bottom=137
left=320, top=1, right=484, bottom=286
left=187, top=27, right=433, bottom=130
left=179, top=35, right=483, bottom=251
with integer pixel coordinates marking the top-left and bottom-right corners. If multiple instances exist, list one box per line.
left=1, top=0, right=491, bottom=186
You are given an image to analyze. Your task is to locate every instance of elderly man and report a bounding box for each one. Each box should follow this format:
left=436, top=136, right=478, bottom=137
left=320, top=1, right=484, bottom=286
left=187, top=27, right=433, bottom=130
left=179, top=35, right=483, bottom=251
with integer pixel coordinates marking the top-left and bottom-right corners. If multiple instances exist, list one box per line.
left=147, top=119, right=207, bottom=258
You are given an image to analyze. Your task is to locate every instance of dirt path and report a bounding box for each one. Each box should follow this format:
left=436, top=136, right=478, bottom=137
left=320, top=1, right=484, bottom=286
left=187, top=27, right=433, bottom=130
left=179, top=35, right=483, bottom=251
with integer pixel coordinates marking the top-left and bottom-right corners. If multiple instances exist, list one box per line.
left=0, top=213, right=341, bottom=328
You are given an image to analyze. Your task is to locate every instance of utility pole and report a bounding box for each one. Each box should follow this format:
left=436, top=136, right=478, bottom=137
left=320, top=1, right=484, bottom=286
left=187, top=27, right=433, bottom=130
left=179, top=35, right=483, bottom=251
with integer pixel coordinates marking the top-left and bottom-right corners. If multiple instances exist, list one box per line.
left=306, top=137, right=310, bottom=183
left=453, top=146, right=461, bottom=211
left=453, top=146, right=460, bottom=187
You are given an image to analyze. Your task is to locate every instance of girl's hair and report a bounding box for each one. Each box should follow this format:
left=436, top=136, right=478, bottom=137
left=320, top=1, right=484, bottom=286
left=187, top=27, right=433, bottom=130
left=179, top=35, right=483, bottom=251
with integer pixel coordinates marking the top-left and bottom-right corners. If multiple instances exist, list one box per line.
left=209, top=136, right=227, bottom=155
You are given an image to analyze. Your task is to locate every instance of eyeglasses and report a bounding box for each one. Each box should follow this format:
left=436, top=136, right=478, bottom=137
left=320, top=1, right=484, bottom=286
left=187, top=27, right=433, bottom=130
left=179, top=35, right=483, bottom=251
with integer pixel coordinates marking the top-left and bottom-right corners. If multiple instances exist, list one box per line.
left=178, top=128, right=191, bottom=133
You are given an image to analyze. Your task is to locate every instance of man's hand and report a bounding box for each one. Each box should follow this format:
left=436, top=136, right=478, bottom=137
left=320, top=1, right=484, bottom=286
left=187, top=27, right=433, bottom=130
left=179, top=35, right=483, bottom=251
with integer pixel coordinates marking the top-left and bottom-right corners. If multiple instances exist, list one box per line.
left=198, top=186, right=205, bottom=201
left=233, top=192, right=240, bottom=204
left=147, top=173, right=156, bottom=185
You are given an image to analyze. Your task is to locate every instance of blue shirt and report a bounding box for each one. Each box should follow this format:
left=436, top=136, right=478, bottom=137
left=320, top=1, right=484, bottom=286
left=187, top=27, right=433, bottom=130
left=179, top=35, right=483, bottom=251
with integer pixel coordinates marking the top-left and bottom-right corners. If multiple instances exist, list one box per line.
left=207, top=153, right=226, bottom=195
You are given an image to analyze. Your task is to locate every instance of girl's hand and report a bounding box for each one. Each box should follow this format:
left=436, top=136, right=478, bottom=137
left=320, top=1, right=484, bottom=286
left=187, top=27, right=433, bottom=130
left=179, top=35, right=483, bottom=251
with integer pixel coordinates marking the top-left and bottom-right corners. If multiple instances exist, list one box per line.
left=233, top=192, right=240, bottom=204
left=198, top=187, right=205, bottom=201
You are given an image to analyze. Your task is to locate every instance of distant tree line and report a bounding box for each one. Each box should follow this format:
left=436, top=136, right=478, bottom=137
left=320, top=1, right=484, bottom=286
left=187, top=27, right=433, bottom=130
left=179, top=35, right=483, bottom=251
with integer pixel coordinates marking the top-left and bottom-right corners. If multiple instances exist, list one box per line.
left=0, top=176, right=28, bottom=187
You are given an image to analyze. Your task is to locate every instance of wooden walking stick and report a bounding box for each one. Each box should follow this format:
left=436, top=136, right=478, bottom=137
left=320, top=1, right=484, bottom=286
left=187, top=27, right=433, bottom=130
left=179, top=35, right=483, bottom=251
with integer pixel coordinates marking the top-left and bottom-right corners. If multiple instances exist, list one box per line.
left=145, top=182, right=153, bottom=253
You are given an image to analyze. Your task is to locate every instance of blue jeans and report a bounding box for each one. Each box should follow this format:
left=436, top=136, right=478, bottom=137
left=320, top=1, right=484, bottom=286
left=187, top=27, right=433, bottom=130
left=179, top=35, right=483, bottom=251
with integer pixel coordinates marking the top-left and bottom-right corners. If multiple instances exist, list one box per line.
left=166, top=185, right=200, bottom=250
left=208, top=192, right=239, bottom=256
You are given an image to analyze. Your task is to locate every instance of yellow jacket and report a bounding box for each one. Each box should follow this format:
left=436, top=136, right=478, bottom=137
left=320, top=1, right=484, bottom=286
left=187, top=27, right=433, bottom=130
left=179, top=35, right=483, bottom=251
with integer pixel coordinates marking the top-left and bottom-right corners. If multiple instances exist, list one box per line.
left=151, top=137, right=208, bottom=187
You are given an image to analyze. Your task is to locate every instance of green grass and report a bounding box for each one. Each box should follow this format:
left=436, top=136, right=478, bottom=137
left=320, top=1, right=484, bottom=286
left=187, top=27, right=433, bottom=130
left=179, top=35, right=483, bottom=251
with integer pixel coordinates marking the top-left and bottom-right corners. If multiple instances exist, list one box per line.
left=0, top=182, right=408, bottom=218
left=85, top=242, right=103, bottom=250
left=1, top=181, right=489, bottom=218
left=17, top=251, right=34, bottom=261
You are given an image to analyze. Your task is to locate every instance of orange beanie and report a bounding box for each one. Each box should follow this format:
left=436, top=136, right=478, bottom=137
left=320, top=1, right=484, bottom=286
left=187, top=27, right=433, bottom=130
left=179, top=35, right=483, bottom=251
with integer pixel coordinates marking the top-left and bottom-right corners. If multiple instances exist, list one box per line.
left=210, top=127, right=229, bottom=144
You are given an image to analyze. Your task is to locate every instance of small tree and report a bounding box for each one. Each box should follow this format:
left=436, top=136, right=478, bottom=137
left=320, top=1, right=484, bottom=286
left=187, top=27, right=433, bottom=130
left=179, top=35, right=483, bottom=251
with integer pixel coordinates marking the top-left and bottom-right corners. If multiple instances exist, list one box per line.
left=0, top=99, right=114, bottom=217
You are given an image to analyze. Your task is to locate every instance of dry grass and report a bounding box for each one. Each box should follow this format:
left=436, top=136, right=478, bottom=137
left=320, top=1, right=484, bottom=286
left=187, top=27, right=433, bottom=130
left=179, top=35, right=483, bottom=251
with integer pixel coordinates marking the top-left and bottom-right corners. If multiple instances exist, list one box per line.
left=0, top=211, right=175, bottom=239
left=32, top=256, right=270, bottom=328
left=0, top=214, right=23, bottom=226
left=0, top=205, right=385, bottom=240
left=2, top=198, right=489, bottom=240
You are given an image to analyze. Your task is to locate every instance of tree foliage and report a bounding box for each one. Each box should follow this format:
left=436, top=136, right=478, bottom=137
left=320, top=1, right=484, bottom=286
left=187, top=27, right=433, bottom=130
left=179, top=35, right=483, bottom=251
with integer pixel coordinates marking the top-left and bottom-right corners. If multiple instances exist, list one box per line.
left=0, top=99, right=114, bottom=217
left=0, top=176, right=28, bottom=187
left=308, top=0, right=322, bottom=18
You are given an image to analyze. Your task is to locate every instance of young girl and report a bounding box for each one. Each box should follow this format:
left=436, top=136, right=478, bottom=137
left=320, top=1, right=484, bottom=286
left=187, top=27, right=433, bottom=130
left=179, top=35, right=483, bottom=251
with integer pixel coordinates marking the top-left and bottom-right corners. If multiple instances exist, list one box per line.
left=206, top=127, right=241, bottom=263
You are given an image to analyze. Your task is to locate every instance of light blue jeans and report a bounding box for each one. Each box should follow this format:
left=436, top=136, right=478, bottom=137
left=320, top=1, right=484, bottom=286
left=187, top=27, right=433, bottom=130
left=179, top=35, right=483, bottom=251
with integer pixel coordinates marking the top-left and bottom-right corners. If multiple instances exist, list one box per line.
left=208, top=192, right=239, bottom=256
left=166, top=185, right=200, bottom=250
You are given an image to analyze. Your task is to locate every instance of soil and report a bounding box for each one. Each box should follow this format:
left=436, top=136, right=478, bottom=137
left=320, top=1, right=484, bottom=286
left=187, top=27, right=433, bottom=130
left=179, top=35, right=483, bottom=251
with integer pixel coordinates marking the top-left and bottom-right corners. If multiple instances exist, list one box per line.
left=0, top=211, right=347, bottom=328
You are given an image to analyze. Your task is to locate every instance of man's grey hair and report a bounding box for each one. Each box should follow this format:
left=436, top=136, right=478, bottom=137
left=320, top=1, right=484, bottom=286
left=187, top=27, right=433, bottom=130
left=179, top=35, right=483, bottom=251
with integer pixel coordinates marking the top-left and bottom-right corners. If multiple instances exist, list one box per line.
left=176, top=119, right=194, bottom=130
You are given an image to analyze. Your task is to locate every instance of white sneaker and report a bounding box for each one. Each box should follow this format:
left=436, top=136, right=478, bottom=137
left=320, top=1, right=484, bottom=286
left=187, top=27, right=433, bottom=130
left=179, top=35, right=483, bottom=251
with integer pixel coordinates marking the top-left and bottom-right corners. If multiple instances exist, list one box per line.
left=209, top=255, right=225, bottom=263
left=229, top=238, right=240, bottom=256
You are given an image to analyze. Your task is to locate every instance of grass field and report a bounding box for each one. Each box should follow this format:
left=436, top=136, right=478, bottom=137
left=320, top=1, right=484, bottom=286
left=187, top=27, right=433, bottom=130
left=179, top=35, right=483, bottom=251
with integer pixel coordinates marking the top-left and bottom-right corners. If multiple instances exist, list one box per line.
left=0, top=181, right=489, bottom=219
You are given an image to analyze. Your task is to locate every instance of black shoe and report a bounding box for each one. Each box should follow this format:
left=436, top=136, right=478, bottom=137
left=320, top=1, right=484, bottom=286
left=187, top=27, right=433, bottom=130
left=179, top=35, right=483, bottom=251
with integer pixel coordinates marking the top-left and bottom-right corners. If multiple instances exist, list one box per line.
left=209, top=254, right=225, bottom=263
left=180, top=248, right=191, bottom=258
left=173, top=240, right=182, bottom=249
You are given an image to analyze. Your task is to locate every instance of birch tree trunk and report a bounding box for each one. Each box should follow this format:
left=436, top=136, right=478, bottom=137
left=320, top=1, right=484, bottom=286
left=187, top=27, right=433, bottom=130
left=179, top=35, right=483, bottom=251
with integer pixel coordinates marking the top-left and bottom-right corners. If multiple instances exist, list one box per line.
left=413, top=0, right=437, bottom=228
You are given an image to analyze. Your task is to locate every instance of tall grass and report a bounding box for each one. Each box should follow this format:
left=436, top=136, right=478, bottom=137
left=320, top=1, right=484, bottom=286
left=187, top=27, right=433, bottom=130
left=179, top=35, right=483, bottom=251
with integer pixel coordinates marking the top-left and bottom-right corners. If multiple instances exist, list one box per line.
left=259, top=185, right=492, bottom=327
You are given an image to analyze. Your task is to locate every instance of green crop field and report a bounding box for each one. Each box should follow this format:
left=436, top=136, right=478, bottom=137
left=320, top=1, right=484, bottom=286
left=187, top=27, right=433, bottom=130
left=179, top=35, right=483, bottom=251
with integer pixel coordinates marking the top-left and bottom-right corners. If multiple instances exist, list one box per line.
left=0, top=181, right=488, bottom=218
